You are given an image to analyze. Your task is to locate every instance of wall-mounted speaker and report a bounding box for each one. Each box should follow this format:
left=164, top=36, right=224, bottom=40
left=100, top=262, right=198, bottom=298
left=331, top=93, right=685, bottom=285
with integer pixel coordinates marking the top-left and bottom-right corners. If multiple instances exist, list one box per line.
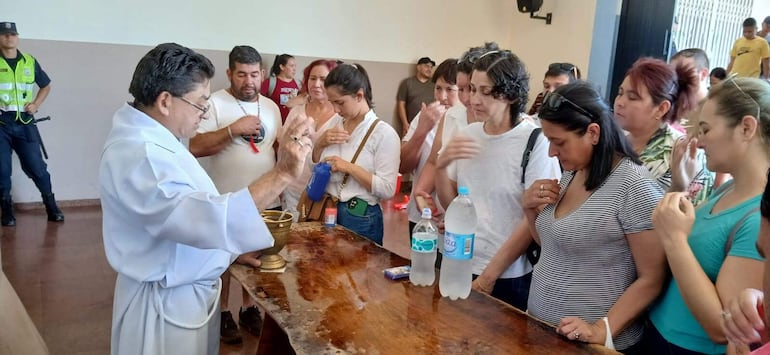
left=517, top=0, right=543, bottom=13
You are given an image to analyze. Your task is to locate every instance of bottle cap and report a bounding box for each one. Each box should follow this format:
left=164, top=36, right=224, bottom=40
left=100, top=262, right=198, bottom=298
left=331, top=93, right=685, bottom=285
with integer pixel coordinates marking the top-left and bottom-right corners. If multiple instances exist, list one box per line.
left=458, top=186, right=469, bottom=195
left=421, top=207, right=432, bottom=219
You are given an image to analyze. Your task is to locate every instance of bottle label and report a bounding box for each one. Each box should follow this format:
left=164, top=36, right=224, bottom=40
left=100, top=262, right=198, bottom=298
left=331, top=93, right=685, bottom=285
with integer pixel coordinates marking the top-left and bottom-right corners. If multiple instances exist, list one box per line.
left=443, top=232, right=474, bottom=260
left=411, top=235, right=436, bottom=253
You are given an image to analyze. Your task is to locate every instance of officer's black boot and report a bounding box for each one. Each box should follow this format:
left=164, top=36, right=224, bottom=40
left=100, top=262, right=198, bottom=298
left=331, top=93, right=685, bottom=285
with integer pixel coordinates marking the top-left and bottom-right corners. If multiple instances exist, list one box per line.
left=1, top=195, right=16, bottom=226
left=42, top=193, right=64, bottom=222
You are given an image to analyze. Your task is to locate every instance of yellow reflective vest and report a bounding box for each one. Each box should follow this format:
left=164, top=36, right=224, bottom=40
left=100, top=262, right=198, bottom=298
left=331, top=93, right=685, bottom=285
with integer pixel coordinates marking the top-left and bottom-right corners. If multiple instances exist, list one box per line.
left=0, top=52, right=35, bottom=123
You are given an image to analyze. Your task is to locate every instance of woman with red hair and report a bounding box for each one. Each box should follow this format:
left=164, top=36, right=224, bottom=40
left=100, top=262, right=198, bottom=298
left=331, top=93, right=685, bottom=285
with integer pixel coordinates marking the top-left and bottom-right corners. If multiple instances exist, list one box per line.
left=614, top=57, right=714, bottom=206
left=281, top=59, right=339, bottom=214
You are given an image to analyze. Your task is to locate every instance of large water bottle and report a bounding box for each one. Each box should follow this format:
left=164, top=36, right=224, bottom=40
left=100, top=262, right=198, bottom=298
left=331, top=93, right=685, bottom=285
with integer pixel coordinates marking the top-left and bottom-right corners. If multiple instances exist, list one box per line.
left=439, top=186, right=477, bottom=300
left=410, top=208, right=438, bottom=286
left=306, top=162, right=332, bottom=201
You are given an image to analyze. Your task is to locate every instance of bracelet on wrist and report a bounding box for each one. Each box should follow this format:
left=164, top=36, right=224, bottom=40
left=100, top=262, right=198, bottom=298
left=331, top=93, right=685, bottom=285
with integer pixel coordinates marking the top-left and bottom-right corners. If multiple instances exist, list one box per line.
left=226, top=126, right=234, bottom=140
left=602, top=316, right=615, bottom=350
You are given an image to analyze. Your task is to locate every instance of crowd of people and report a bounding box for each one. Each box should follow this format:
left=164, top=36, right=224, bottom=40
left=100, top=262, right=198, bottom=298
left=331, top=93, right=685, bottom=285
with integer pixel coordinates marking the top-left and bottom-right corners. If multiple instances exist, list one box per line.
left=97, top=14, right=770, bottom=354
left=4, top=12, right=769, bottom=355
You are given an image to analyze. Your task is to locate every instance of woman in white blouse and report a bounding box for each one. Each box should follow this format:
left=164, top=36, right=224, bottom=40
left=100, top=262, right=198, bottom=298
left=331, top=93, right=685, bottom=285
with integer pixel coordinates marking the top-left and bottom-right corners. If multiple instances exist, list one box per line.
left=312, top=63, right=400, bottom=244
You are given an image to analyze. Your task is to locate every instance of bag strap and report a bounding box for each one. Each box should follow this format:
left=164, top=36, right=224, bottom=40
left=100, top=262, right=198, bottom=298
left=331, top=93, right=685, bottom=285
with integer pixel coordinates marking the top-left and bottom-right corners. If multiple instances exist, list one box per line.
left=268, top=76, right=277, bottom=97
left=339, top=119, right=381, bottom=192
left=520, top=128, right=542, bottom=185
left=724, top=207, right=760, bottom=258
left=711, top=179, right=735, bottom=199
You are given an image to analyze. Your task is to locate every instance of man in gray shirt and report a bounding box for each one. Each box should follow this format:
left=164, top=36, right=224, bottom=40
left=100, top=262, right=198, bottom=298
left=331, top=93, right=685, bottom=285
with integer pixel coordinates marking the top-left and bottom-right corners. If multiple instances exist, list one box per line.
left=396, top=57, right=435, bottom=136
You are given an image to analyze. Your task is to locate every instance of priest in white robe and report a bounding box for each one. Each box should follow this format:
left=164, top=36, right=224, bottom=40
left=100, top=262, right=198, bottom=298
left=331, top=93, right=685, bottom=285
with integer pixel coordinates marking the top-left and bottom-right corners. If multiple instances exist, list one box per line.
left=99, top=43, right=313, bottom=355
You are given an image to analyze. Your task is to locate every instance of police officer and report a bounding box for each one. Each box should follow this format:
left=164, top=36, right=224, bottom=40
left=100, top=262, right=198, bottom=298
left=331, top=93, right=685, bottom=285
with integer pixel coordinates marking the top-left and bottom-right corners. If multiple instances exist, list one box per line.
left=0, top=22, right=63, bottom=226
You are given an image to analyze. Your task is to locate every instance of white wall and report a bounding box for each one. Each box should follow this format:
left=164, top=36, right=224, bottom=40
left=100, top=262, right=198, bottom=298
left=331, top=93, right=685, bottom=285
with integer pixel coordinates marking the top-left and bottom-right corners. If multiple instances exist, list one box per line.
left=7, top=0, right=513, bottom=64
left=3, top=0, right=517, bottom=202
left=752, top=2, right=770, bottom=22
left=509, top=0, right=600, bottom=104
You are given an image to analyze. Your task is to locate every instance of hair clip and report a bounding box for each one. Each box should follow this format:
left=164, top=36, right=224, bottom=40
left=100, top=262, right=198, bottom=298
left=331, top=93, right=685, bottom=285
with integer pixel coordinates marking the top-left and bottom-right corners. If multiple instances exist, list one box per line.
left=477, top=50, right=501, bottom=60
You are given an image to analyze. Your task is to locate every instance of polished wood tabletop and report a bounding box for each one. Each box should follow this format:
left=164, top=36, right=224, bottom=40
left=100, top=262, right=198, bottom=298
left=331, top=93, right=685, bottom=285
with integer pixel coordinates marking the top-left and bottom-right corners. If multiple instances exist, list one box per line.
left=229, top=222, right=619, bottom=355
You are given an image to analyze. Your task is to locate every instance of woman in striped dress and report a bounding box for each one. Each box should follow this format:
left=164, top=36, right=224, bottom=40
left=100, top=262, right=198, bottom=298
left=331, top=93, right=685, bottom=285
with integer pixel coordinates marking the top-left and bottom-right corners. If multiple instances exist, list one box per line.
left=524, top=81, right=667, bottom=354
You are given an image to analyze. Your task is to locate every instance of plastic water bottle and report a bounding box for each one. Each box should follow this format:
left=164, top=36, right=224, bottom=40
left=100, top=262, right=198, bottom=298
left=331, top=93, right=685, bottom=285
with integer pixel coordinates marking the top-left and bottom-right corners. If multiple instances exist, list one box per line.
left=307, top=162, right=331, bottom=201
left=410, top=208, right=438, bottom=286
left=439, top=186, right=477, bottom=300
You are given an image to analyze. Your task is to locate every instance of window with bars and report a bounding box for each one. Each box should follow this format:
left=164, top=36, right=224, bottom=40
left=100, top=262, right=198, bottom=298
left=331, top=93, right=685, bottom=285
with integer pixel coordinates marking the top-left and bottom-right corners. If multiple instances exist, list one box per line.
left=674, top=0, right=754, bottom=69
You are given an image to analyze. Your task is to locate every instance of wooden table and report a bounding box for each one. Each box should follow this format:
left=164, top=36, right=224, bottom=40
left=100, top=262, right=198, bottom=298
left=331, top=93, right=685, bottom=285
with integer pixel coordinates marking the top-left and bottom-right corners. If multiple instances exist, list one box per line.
left=229, top=222, right=619, bottom=355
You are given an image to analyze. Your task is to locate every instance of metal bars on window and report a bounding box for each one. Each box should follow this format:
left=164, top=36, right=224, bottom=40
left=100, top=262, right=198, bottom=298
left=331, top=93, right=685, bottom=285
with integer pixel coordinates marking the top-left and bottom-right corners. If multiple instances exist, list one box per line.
left=674, top=0, right=754, bottom=69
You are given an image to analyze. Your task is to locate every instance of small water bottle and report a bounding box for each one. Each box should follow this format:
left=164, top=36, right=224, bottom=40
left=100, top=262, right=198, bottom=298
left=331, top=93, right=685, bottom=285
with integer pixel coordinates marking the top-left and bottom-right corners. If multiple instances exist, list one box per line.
left=439, top=186, right=477, bottom=300
left=410, top=208, right=438, bottom=286
left=307, top=162, right=331, bottom=201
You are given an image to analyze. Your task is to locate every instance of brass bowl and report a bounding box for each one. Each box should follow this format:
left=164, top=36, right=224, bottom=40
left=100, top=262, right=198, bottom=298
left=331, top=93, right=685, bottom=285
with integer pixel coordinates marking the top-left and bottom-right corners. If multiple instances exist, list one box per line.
left=259, top=210, right=294, bottom=270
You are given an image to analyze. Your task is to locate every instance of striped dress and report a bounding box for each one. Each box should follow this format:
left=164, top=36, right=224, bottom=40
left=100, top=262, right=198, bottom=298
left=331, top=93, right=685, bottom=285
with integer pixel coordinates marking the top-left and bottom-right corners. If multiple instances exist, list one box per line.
left=527, top=158, right=663, bottom=350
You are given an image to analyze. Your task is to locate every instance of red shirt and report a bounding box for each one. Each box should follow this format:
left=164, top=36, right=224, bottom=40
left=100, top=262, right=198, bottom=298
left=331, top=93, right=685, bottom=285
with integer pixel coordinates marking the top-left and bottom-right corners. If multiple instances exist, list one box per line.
left=260, top=77, right=299, bottom=123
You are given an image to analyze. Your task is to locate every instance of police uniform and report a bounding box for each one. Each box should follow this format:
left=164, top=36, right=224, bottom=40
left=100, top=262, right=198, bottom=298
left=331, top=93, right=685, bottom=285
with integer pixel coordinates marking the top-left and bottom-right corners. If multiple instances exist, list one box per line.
left=0, top=21, right=63, bottom=225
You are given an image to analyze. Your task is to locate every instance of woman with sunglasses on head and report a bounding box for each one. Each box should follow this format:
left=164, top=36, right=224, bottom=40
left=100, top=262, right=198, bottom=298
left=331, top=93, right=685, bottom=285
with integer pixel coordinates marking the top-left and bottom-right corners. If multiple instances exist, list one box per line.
left=434, top=50, right=561, bottom=310
left=614, top=57, right=715, bottom=206
left=412, top=43, right=499, bottom=213
left=281, top=59, right=339, bottom=215
left=643, top=77, right=769, bottom=355
left=527, top=62, right=582, bottom=117
left=523, top=81, right=666, bottom=353
left=313, top=63, right=400, bottom=244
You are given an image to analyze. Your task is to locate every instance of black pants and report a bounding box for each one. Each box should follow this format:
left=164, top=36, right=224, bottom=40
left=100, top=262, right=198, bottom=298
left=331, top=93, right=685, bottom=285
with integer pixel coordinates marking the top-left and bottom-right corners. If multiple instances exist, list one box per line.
left=0, top=116, right=53, bottom=196
left=471, top=272, right=532, bottom=311
left=638, top=322, right=722, bottom=355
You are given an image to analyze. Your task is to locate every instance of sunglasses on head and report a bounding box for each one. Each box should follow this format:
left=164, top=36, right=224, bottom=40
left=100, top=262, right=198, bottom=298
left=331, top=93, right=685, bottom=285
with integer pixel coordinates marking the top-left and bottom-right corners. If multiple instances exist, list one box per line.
left=723, top=74, right=761, bottom=121
left=542, top=92, right=598, bottom=121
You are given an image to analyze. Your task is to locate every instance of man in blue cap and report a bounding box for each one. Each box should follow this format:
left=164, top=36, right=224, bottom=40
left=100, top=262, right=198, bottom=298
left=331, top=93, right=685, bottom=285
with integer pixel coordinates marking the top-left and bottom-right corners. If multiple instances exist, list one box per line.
left=0, top=21, right=63, bottom=225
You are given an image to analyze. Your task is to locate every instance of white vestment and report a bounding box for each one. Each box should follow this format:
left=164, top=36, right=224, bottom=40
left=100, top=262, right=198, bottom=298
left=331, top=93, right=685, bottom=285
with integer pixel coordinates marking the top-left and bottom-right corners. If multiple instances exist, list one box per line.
left=100, top=103, right=274, bottom=355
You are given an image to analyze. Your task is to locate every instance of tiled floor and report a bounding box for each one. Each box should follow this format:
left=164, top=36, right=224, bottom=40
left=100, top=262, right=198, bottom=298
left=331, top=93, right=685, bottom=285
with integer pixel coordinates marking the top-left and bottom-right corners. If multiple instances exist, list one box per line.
left=1, top=196, right=410, bottom=354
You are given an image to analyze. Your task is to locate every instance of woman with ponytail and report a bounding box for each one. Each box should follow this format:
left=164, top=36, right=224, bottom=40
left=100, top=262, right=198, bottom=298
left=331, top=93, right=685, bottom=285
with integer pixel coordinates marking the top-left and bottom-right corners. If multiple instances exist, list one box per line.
left=613, top=58, right=715, bottom=206
left=643, top=77, right=770, bottom=355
